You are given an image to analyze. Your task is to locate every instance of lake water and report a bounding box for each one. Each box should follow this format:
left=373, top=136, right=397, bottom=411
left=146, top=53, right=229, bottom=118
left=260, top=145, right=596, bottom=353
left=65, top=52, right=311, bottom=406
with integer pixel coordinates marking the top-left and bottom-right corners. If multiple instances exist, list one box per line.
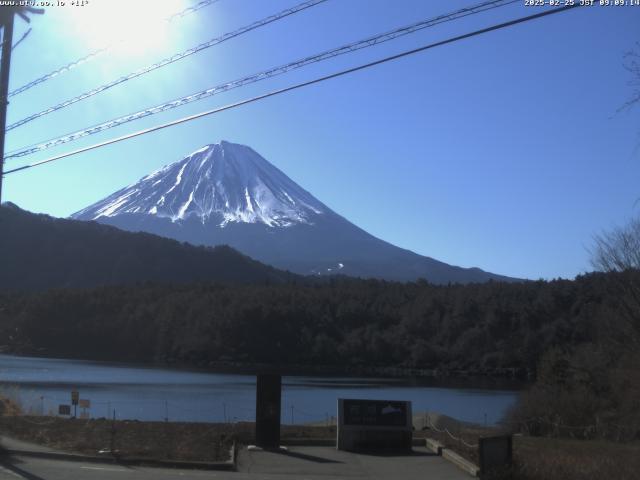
left=0, top=354, right=521, bottom=425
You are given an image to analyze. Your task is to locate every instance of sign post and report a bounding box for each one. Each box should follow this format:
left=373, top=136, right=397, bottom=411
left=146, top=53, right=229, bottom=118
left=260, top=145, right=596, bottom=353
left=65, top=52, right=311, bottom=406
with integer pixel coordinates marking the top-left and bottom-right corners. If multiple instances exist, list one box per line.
left=79, top=398, right=90, bottom=419
left=71, top=390, right=79, bottom=418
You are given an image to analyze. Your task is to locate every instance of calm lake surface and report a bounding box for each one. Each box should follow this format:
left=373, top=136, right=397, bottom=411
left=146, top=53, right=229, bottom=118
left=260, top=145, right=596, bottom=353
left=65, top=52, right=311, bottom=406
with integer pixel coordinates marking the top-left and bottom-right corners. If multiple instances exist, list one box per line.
left=0, top=354, right=521, bottom=425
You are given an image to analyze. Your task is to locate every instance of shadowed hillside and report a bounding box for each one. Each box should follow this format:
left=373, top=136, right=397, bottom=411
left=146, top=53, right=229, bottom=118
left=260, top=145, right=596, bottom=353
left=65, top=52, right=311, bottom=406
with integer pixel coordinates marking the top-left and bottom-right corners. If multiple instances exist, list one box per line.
left=0, top=203, right=298, bottom=291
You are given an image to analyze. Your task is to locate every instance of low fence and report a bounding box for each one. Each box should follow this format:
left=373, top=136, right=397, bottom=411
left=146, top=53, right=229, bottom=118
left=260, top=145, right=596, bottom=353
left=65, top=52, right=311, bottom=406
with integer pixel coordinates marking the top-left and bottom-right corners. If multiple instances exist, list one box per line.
left=1, top=388, right=341, bottom=426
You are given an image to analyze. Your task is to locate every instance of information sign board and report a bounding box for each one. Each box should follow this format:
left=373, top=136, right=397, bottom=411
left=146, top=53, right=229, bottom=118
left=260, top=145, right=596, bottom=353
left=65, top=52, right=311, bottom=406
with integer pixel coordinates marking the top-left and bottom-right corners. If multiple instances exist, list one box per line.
left=343, top=399, right=408, bottom=427
left=337, top=398, right=412, bottom=452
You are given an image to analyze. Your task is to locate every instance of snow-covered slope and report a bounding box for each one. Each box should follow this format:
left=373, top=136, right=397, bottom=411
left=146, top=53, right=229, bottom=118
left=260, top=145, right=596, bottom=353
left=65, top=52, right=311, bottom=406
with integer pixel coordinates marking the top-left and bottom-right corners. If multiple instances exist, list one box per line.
left=72, top=141, right=517, bottom=284
left=73, top=141, right=325, bottom=228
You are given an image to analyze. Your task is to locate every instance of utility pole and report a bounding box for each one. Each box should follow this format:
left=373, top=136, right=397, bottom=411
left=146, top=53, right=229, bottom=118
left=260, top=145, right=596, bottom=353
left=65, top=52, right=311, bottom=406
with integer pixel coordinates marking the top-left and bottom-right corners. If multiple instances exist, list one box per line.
left=0, top=6, right=43, bottom=204
left=0, top=9, right=15, bottom=204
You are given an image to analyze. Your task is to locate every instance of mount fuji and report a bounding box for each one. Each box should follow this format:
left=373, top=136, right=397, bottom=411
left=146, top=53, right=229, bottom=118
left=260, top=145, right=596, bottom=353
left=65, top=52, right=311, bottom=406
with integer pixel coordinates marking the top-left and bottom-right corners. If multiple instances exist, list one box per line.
left=72, top=141, right=515, bottom=283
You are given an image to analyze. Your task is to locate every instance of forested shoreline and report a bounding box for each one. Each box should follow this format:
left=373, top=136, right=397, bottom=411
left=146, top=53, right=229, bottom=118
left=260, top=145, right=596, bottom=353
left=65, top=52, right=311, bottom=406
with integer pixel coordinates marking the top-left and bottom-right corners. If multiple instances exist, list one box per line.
left=0, top=271, right=631, bottom=376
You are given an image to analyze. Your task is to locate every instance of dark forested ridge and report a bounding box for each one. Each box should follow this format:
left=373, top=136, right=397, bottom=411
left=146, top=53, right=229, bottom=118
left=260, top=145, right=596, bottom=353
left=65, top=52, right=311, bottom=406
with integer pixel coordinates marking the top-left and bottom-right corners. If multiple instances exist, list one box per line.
left=0, top=203, right=297, bottom=290
left=1, top=271, right=633, bottom=378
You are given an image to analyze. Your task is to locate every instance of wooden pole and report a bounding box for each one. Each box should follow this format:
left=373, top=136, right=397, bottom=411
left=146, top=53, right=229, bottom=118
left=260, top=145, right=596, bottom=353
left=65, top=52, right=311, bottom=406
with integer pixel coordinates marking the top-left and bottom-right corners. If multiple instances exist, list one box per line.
left=0, top=11, right=15, bottom=204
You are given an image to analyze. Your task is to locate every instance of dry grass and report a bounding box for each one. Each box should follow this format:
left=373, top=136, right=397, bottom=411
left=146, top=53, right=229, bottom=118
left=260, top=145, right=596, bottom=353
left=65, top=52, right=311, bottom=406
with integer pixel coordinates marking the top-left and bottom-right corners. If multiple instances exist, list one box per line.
left=513, top=436, right=640, bottom=480
left=0, top=415, right=336, bottom=462
left=0, top=396, right=22, bottom=417
left=0, top=416, right=235, bottom=462
left=418, top=424, right=640, bottom=480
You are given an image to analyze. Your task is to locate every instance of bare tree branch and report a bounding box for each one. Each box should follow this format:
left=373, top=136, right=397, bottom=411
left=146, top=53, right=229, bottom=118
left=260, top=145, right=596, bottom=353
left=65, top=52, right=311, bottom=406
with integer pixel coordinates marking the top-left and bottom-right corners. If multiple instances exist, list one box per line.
left=590, top=217, right=640, bottom=272
left=617, top=42, right=640, bottom=114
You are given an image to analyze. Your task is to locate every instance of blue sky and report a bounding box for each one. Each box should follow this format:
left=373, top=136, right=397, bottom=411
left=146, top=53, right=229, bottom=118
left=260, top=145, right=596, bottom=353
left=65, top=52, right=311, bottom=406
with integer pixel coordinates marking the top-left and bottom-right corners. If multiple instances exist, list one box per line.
left=2, top=0, right=639, bottom=280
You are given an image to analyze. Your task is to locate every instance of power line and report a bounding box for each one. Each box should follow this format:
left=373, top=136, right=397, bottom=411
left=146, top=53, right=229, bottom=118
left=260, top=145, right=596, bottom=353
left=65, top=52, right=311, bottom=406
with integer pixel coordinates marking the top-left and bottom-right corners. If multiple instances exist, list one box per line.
left=4, top=3, right=582, bottom=177
left=6, top=0, right=328, bottom=130
left=9, top=46, right=108, bottom=98
left=0, top=27, right=31, bottom=51
left=6, top=0, right=518, bottom=160
left=11, top=27, right=31, bottom=51
left=164, top=0, right=224, bottom=22
left=8, top=0, right=223, bottom=98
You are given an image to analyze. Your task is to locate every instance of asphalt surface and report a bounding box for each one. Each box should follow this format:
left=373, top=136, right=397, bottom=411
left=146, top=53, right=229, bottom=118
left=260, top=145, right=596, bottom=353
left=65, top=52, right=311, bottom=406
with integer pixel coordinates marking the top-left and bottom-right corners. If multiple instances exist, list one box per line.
left=0, top=447, right=471, bottom=480
left=0, top=439, right=471, bottom=479
left=0, top=455, right=228, bottom=480
left=238, top=446, right=470, bottom=479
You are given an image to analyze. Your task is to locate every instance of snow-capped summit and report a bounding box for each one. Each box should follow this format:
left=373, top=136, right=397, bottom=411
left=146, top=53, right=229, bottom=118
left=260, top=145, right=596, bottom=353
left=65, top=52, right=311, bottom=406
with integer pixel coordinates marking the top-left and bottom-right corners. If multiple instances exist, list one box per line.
left=73, top=141, right=326, bottom=228
left=72, top=141, right=517, bottom=284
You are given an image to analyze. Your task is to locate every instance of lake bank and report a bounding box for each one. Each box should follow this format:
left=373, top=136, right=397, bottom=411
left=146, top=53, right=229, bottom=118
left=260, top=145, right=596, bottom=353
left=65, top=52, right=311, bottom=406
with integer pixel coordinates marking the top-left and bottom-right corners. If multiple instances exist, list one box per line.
left=0, top=347, right=532, bottom=381
left=3, top=413, right=637, bottom=480
left=1, top=354, right=521, bottom=425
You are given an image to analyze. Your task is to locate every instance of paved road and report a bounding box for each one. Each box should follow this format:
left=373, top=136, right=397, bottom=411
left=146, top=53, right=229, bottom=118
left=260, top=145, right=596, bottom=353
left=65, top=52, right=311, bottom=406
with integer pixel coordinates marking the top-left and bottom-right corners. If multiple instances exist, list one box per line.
left=0, top=455, right=227, bottom=480
left=0, top=446, right=470, bottom=479
left=238, top=446, right=469, bottom=479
